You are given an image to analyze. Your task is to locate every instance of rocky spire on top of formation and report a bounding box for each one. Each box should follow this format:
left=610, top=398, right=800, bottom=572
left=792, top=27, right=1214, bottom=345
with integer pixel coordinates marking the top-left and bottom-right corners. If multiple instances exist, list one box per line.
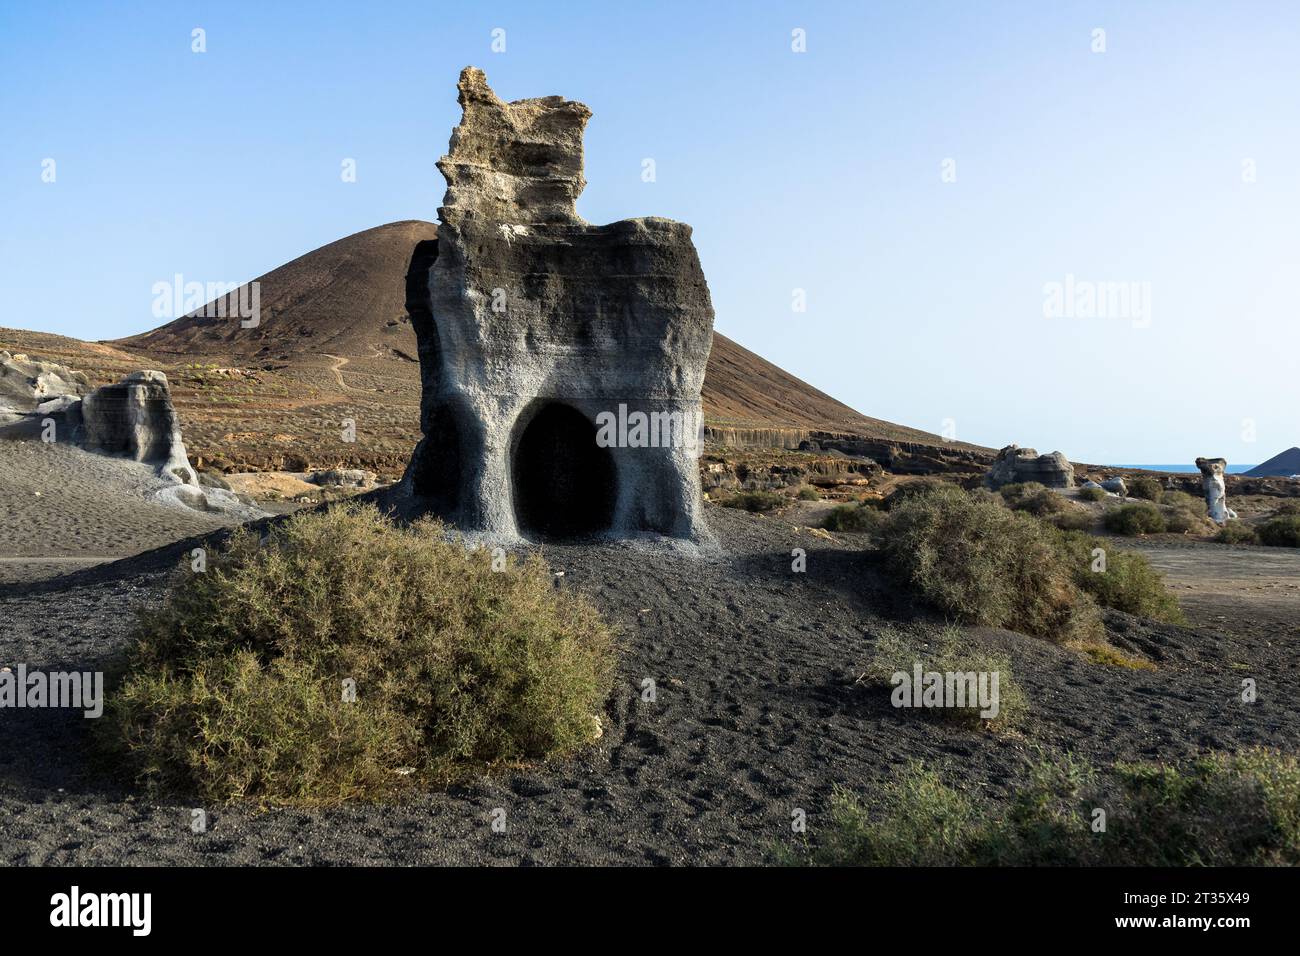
left=436, top=66, right=592, bottom=227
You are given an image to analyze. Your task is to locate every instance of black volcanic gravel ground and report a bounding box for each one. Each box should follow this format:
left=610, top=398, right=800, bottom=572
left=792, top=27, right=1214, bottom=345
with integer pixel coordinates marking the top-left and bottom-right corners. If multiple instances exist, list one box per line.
left=1, top=505, right=1297, bottom=865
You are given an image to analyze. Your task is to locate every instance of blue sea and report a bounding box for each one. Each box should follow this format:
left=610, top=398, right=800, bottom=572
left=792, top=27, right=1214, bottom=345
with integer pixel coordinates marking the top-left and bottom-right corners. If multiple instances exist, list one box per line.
left=1109, top=464, right=1257, bottom=474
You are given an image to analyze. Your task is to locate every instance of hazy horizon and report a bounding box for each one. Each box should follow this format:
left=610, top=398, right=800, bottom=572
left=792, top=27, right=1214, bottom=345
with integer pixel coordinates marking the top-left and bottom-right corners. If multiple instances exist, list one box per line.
left=3, top=0, right=1297, bottom=463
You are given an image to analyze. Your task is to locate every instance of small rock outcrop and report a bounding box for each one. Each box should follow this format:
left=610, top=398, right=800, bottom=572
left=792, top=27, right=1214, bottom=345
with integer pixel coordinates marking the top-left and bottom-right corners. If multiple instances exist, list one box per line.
left=309, top=468, right=378, bottom=489
left=1195, top=457, right=1238, bottom=523
left=405, top=68, right=715, bottom=542
left=984, top=444, right=1075, bottom=489
left=75, top=371, right=198, bottom=485
left=1100, top=476, right=1128, bottom=496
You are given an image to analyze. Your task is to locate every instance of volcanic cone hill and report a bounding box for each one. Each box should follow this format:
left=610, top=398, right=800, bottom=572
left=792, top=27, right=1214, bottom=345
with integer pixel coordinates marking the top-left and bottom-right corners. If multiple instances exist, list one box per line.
left=1, top=221, right=989, bottom=476
left=1246, top=447, right=1300, bottom=477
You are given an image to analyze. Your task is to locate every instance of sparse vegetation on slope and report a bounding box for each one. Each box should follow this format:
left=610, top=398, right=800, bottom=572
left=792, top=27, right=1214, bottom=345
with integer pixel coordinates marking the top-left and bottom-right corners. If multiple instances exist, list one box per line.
left=1128, top=475, right=1164, bottom=501
left=1160, top=490, right=1205, bottom=514
left=796, top=748, right=1300, bottom=866
left=102, top=503, right=615, bottom=805
left=860, top=626, right=1026, bottom=729
left=717, top=489, right=784, bottom=513
left=823, top=502, right=885, bottom=533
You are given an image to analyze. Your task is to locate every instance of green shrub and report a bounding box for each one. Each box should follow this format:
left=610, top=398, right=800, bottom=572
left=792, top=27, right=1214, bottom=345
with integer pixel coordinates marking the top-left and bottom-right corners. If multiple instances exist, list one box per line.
left=996, top=481, right=1046, bottom=506
left=101, top=503, right=615, bottom=805
left=1109, top=748, right=1300, bottom=866
left=1054, top=531, right=1185, bottom=624
left=1078, top=486, right=1107, bottom=503
left=1216, top=521, right=1259, bottom=545
left=1164, top=507, right=1212, bottom=534
left=1128, top=475, right=1163, bottom=501
left=1258, top=515, right=1300, bottom=547
left=884, top=479, right=952, bottom=510
left=1012, top=488, right=1069, bottom=517
left=823, top=503, right=884, bottom=533
left=1104, top=502, right=1167, bottom=536
left=806, top=768, right=984, bottom=866
left=795, top=748, right=1300, bottom=866
left=879, top=486, right=1102, bottom=644
left=1048, top=509, right=1094, bottom=532
left=967, top=487, right=1006, bottom=507
left=1160, top=490, right=1206, bottom=515
left=796, top=485, right=821, bottom=501
left=861, top=626, right=1026, bottom=729
left=719, top=490, right=784, bottom=513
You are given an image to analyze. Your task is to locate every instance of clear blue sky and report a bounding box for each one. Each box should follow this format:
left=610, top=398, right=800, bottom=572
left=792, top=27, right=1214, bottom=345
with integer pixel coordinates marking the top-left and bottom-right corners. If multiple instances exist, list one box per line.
left=2, top=0, right=1297, bottom=463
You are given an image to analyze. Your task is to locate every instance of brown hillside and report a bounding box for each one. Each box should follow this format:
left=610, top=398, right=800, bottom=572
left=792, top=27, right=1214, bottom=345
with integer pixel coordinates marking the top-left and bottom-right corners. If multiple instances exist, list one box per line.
left=116, top=220, right=964, bottom=445
left=3, top=221, right=983, bottom=476
left=120, top=221, right=438, bottom=360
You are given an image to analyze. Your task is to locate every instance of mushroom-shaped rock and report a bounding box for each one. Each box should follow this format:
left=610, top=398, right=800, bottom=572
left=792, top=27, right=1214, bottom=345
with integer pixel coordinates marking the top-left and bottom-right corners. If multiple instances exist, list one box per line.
left=1195, top=457, right=1237, bottom=524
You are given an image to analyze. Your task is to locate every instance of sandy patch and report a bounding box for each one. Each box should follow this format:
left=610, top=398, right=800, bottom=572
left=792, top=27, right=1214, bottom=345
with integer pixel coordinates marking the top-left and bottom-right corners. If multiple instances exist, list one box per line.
left=0, top=439, right=256, bottom=584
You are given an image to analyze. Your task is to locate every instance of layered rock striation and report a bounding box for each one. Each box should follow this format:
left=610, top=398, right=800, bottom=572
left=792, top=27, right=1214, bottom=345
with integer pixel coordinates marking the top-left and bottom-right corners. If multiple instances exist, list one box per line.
left=76, top=371, right=198, bottom=485
left=984, top=444, right=1075, bottom=489
left=405, top=67, right=715, bottom=542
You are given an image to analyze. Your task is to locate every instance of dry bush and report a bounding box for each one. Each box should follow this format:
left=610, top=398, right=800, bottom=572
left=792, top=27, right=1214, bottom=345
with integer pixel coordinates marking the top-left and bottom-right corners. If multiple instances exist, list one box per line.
left=1054, top=531, right=1185, bottom=624
left=1216, top=521, right=1259, bottom=545
left=795, top=748, right=1300, bottom=866
left=1128, top=476, right=1163, bottom=501
left=718, top=490, right=784, bottom=512
left=860, top=626, right=1026, bottom=729
left=879, top=486, right=1102, bottom=644
left=823, top=503, right=886, bottom=533
left=1104, top=502, right=1168, bottom=536
left=1258, top=515, right=1300, bottom=548
left=102, top=503, right=615, bottom=805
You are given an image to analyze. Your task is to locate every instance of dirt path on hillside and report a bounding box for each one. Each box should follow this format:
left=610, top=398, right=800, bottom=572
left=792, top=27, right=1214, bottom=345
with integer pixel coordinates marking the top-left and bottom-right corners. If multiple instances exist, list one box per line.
left=321, top=353, right=351, bottom=390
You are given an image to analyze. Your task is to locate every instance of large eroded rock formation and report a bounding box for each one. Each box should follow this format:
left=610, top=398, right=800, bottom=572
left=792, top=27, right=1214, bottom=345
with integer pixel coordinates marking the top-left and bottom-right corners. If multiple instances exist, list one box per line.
left=77, top=371, right=198, bottom=485
left=405, top=67, right=715, bottom=542
left=984, top=444, right=1075, bottom=489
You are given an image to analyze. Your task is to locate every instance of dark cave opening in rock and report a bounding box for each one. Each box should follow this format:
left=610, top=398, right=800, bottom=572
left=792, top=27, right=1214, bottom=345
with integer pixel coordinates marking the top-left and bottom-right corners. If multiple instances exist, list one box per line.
left=411, top=402, right=465, bottom=517
left=512, top=402, right=617, bottom=540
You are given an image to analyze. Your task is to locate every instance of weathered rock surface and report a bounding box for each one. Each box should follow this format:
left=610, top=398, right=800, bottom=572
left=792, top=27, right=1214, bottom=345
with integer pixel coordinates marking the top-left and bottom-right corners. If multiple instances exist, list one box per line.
left=799, top=434, right=991, bottom=476
left=984, top=444, right=1075, bottom=489
left=405, top=67, right=715, bottom=542
left=0, top=351, right=89, bottom=423
left=1195, top=457, right=1238, bottom=523
left=1100, top=476, right=1128, bottom=495
left=76, top=371, right=198, bottom=486
left=309, top=468, right=378, bottom=489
